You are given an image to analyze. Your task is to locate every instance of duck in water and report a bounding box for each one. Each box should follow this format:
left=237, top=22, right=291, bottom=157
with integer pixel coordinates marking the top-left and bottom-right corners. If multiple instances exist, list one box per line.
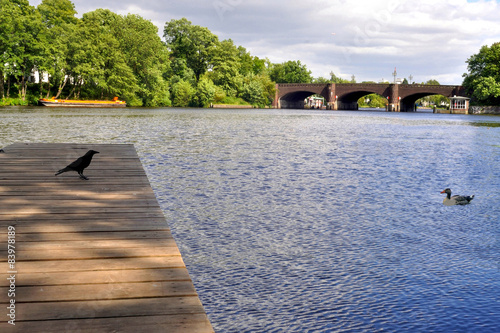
left=440, top=188, right=474, bottom=206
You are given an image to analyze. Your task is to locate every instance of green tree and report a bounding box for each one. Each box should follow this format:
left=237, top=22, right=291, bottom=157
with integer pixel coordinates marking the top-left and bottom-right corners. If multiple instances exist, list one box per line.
left=116, top=14, right=171, bottom=106
left=463, top=43, right=500, bottom=105
left=237, top=46, right=254, bottom=77
left=214, top=85, right=226, bottom=103
left=37, top=0, right=78, bottom=98
left=241, top=77, right=265, bottom=106
left=0, top=0, right=18, bottom=98
left=66, top=9, right=138, bottom=101
left=358, top=94, right=387, bottom=108
left=270, top=60, right=312, bottom=83
left=0, top=0, right=45, bottom=101
left=171, top=79, right=195, bottom=107
left=208, top=39, right=242, bottom=96
left=237, top=46, right=267, bottom=76
left=329, top=71, right=350, bottom=83
left=164, top=18, right=219, bottom=81
left=313, top=77, right=330, bottom=83
left=425, top=79, right=440, bottom=85
left=168, top=58, right=196, bottom=86
left=252, top=74, right=276, bottom=106
left=195, top=76, right=216, bottom=107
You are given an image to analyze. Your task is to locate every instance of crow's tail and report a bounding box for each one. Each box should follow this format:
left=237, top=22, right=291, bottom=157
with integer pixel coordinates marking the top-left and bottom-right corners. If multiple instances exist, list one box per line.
left=55, top=167, right=70, bottom=176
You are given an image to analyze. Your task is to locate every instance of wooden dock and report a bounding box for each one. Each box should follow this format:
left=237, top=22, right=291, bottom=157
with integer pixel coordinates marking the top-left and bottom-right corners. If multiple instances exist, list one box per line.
left=0, top=143, right=214, bottom=332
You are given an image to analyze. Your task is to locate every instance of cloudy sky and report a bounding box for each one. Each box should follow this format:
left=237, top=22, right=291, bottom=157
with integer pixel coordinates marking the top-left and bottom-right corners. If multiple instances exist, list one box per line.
left=32, top=0, right=500, bottom=84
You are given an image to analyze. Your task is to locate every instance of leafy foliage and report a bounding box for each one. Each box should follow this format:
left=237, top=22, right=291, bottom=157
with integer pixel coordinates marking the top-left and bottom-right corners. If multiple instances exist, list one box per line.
left=37, top=0, right=78, bottom=98
left=164, top=18, right=219, bottom=82
left=171, top=80, right=195, bottom=107
left=463, top=43, right=500, bottom=106
left=195, top=77, right=216, bottom=107
left=358, top=94, right=387, bottom=108
left=0, top=0, right=45, bottom=100
left=270, top=60, right=312, bottom=83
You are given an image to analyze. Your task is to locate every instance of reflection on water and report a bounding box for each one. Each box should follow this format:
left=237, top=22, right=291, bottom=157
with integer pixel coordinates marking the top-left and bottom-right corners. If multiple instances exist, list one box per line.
left=1, top=107, right=499, bottom=332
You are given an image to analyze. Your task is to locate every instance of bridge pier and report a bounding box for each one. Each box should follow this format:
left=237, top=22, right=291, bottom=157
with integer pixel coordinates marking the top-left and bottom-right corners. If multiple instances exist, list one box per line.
left=327, top=101, right=337, bottom=110
left=387, top=84, right=400, bottom=112
left=387, top=103, right=400, bottom=112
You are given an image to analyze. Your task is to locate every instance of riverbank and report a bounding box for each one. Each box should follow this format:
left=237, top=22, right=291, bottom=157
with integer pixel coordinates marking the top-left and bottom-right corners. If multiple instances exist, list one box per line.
left=0, top=98, right=30, bottom=106
left=470, top=106, right=500, bottom=115
left=211, top=104, right=255, bottom=109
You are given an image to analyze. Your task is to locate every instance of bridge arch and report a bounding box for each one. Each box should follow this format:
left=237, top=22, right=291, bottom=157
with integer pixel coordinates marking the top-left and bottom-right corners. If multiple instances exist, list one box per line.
left=400, top=92, right=446, bottom=112
left=336, top=86, right=390, bottom=110
left=273, top=83, right=332, bottom=109
left=397, top=85, right=465, bottom=112
left=280, top=90, right=328, bottom=109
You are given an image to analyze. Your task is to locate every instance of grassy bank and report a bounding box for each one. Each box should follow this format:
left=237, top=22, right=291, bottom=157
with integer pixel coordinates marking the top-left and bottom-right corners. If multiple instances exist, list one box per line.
left=0, top=98, right=30, bottom=106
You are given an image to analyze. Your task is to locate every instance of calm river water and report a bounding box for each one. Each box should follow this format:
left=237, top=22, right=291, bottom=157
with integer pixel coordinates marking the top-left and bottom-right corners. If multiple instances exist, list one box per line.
left=1, top=107, right=499, bottom=332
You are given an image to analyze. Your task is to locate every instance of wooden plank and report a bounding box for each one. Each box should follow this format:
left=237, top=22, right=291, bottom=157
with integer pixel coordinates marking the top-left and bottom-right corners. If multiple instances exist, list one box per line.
left=0, top=212, right=166, bottom=221
left=0, top=220, right=169, bottom=232
left=14, top=257, right=187, bottom=273
left=0, top=185, right=156, bottom=192
left=0, top=179, right=153, bottom=186
left=0, top=246, right=181, bottom=261
left=1, top=199, right=163, bottom=209
left=0, top=143, right=213, bottom=332
left=8, top=230, right=173, bottom=241
left=14, top=297, right=207, bottom=321
left=1, top=314, right=214, bottom=333
left=0, top=268, right=191, bottom=286
left=0, top=238, right=178, bottom=250
left=0, top=246, right=181, bottom=262
left=4, top=281, right=199, bottom=302
left=0, top=207, right=166, bottom=217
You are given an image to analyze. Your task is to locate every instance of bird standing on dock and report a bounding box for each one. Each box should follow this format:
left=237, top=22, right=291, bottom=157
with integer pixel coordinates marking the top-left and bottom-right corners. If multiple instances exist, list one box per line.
left=440, top=188, right=474, bottom=206
left=55, top=150, right=99, bottom=180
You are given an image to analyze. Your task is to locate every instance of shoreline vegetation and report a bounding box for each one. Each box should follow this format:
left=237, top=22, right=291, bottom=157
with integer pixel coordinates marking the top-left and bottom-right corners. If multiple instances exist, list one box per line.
left=1, top=0, right=499, bottom=110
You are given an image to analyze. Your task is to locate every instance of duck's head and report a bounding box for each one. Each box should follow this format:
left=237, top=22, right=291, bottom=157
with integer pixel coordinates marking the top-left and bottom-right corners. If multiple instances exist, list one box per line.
left=440, top=188, right=451, bottom=194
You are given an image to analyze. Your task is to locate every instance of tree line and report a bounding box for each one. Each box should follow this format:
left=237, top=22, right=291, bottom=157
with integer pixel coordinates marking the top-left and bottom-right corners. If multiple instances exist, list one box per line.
left=1, top=0, right=498, bottom=107
left=0, top=0, right=310, bottom=107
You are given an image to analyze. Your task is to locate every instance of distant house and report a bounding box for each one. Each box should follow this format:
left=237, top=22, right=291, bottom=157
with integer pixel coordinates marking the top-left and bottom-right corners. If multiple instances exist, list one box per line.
left=434, top=96, right=470, bottom=114
left=306, top=96, right=324, bottom=109
left=28, top=70, right=49, bottom=84
left=449, top=96, right=470, bottom=114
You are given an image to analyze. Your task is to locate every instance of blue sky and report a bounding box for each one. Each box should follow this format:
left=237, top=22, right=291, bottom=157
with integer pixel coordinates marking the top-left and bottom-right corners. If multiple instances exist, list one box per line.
left=31, top=0, right=500, bottom=84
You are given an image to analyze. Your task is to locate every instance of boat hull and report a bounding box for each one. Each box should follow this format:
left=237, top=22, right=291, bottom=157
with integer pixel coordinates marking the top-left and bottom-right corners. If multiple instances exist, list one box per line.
left=39, top=99, right=126, bottom=108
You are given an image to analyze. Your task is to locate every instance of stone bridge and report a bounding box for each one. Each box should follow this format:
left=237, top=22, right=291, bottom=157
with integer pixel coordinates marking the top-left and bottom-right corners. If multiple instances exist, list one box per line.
left=273, top=83, right=467, bottom=111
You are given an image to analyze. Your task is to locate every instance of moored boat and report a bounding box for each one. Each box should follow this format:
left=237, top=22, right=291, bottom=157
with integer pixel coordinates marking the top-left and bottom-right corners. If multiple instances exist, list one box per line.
left=39, top=96, right=126, bottom=107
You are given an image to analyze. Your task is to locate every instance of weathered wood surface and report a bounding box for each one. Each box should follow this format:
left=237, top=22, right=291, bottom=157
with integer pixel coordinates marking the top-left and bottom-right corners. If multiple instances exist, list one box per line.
left=0, top=143, right=213, bottom=332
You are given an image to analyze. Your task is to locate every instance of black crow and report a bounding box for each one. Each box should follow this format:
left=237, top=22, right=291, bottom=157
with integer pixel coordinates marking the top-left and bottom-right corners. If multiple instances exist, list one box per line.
left=55, top=150, right=99, bottom=180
